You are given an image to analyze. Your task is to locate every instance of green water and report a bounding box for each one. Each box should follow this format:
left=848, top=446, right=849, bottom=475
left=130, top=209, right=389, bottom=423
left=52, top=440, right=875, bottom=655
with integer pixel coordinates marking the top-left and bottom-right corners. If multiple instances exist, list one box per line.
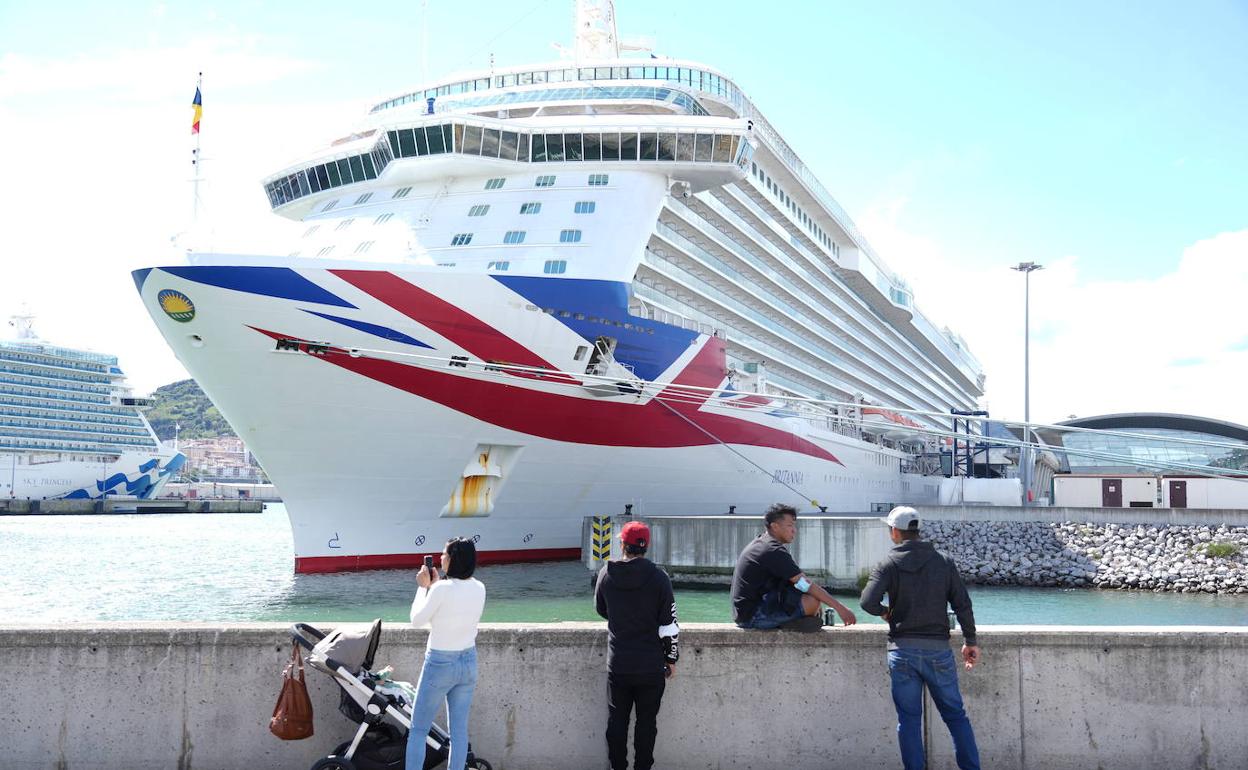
left=2, top=504, right=1246, bottom=626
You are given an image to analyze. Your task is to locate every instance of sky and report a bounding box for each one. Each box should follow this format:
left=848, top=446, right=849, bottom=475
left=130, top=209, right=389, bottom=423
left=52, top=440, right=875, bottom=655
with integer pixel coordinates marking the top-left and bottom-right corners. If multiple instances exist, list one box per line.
left=1, top=0, right=1245, bottom=427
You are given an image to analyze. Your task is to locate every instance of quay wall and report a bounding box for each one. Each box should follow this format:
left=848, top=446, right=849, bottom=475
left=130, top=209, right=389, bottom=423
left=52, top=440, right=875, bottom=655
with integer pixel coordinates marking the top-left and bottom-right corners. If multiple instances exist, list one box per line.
left=2, top=623, right=1246, bottom=770
left=916, top=504, right=1248, bottom=527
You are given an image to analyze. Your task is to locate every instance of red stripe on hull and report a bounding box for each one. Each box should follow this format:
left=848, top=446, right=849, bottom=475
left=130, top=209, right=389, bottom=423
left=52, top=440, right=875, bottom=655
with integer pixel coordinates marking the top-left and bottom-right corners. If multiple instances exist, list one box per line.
left=248, top=327, right=839, bottom=464
left=295, top=547, right=581, bottom=574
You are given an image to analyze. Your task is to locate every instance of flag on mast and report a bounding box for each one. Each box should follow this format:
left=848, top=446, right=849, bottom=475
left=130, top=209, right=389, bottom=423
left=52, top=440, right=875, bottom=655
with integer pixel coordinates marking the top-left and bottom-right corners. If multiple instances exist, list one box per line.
left=191, top=85, right=203, bottom=135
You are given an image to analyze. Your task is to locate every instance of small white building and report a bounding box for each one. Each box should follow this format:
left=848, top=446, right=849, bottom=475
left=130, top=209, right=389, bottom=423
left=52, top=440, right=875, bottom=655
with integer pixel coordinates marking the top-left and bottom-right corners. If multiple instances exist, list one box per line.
left=1053, top=474, right=1248, bottom=510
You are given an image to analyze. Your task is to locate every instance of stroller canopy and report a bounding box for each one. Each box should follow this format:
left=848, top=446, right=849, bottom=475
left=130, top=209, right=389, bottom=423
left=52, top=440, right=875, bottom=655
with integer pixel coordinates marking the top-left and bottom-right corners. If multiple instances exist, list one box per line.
left=309, top=619, right=382, bottom=675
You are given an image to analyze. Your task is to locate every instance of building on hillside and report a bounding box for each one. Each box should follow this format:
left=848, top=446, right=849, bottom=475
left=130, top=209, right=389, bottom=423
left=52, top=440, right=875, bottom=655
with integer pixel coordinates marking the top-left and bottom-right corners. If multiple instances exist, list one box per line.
left=168, top=436, right=268, bottom=484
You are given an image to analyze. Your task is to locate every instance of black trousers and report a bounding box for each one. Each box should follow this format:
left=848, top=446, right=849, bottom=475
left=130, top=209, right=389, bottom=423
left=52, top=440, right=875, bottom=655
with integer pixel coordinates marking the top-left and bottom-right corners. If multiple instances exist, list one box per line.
left=606, top=671, right=667, bottom=770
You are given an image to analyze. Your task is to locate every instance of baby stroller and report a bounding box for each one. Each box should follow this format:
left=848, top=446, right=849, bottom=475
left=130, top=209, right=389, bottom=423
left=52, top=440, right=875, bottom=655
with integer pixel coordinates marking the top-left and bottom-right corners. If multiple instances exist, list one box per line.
left=290, top=620, right=492, bottom=770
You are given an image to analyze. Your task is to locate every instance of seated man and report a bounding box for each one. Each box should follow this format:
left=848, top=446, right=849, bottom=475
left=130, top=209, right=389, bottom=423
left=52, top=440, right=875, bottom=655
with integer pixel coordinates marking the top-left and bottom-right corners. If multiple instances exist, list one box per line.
left=731, top=503, right=857, bottom=629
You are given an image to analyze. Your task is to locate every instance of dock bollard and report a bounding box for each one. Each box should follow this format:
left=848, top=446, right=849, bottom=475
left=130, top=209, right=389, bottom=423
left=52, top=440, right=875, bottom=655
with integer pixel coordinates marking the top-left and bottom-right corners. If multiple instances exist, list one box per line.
left=588, top=515, right=613, bottom=577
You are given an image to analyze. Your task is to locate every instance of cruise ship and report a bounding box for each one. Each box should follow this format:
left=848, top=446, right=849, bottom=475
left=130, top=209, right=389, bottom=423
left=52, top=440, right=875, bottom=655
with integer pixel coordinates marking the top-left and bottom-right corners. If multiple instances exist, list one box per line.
left=1, top=314, right=184, bottom=500
left=134, top=1, right=985, bottom=572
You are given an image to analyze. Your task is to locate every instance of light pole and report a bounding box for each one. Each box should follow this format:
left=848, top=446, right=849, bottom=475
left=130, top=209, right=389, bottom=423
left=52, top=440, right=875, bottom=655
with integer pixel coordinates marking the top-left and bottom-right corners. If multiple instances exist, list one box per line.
left=1011, top=261, right=1043, bottom=505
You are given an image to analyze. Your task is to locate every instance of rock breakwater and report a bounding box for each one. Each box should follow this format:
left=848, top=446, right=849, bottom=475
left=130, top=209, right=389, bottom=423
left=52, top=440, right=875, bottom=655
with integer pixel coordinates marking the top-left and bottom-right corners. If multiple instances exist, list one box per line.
left=924, top=520, right=1248, bottom=594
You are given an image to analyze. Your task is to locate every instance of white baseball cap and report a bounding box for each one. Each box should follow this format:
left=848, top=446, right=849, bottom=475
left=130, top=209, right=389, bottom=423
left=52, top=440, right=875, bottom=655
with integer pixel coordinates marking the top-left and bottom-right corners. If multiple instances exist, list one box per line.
left=881, top=506, right=920, bottom=530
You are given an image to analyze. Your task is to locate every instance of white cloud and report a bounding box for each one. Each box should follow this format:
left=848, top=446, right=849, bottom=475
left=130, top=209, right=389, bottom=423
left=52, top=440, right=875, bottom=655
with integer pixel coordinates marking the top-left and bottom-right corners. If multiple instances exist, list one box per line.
left=0, top=42, right=359, bottom=395
left=859, top=203, right=1248, bottom=427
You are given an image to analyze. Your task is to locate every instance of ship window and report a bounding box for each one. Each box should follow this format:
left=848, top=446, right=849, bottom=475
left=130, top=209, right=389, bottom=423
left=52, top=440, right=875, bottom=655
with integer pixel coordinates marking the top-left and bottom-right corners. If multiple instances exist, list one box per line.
left=657, top=132, right=677, bottom=161
left=350, top=160, right=367, bottom=186
left=545, top=133, right=564, bottom=162
left=337, top=159, right=353, bottom=183
left=487, top=260, right=510, bottom=271
left=481, top=128, right=501, bottom=158
left=393, top=187, right=412, bottom=199
left=531, top=133, right=547, bottom=162
left=409, top=126, right=428, bottom=155
left=517, top=132, right=530, bottom=161
left=322, top=199, right=338, bottom=212
left=535, top=175, right=556, bottom=187
left=461, top=125, right=482, bottom=155
left=500, top=131, right=519, bottom=161
left=335, top=218, right=355, bottom=231
left=676, top=133, right=695, bottom=162
left=427, top=124, right=447, bottom=154
left=354, top=241, right=374, bottom=254
left=563, top=133, right=583, bottom=161
left=303, top=225, right=320, bottom=237
left=588, top=174, right=609, bottom=186
left=520, top=202, right=542, bottom=214
left=317, top=246, right=335, bottom=256
left=354, top=192, right=373, bottom=205
left=574, top=345, right=589, bottom=361
left=600, top=133, right=621, bottom=161
left=582, top=133, right=601, bottom=161
left=504, top=230, right=526, bottom=244
left=397, top=129, right=417, bottom=157
left=713, top=134, right=733, bottom=163
left=620, top=132, right=638, bottom=161
left=543, top=260, right=567, bottom=274
left=695, top=134, right=714, bottom=162
left=468, top=204, right=490, bottom=217
left=484, top=177, right=506, bottom=190
left=574, top=201, right=596, bottom=214
left=374, top=212, right=395, bottom=224
left=559, top=229, right=582, bottom=243
left=639, top=132, right=658, bottom=161
left=451, top=233, right=473, bottom=246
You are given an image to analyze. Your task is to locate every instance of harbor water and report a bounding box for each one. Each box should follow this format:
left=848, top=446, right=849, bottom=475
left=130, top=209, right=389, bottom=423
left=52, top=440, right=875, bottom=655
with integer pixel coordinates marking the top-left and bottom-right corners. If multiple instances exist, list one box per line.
left=3, top=504, right=1246, bottom=625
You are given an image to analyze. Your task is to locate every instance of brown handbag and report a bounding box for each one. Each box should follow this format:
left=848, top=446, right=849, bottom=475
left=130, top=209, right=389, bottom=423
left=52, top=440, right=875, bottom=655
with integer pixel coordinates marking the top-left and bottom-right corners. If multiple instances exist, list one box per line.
left=269, top=644, right=314, bottom=740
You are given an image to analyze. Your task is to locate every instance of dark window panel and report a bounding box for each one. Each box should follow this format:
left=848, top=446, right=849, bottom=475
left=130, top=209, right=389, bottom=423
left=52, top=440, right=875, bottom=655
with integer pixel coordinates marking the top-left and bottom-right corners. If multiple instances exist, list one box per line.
left=482, top=128, right=500, bottom=158
left=531, top=133, right=547, bottom=162
left=500, top=130, right=519, bottom=161
left=657, top=132, right=677, bottom=161
left=713, top=134, right=734, bottom=163
left=639, top=132, right=658, bottom=160
left=387, top=130, right=401, bottom=157
left=315, top=164, right=330, bottom=189
left=336, top=158, right=353, bottom=184
left=563, top=133, right=583, bottom=161
left=601, top=132, right=620, bottom=161
left=398, top=128, right=417, bottom=157
left=545, top=133, right=564, bottom=162
left=676, top=133, right=695, bottom=162
left=517, top=132, right=530, bottom=160
left=441, top=124, right=453, bottom=151
left=582, top=133, right=601, bottom=161
left=415, top=126, right=430, bottom=155
left=348, top=155, right=365, bottom=182
left=462, top=125, right=482, bottom=155
left=620, top=132, right=638, bottom=161
left=361, top=154, right=377, bottom=179
left=427, top=125, right=446, bottom=154
left=695, top=133, right=714, bottom=162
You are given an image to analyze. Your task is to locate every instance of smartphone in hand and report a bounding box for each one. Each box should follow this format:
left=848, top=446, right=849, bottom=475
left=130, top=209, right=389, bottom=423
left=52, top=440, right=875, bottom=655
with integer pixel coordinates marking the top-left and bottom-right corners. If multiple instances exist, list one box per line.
left=424, top=555, right=437, bottom=581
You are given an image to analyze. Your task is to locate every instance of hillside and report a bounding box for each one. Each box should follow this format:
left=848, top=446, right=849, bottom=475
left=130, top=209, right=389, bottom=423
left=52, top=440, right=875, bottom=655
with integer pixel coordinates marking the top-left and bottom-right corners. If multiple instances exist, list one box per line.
left=145, top=379, right=235, bottom=441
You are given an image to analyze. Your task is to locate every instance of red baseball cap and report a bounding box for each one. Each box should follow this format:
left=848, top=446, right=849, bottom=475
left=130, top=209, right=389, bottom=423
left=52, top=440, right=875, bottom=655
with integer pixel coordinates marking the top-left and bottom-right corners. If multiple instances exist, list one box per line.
left=620, top=521, right=650, bottom=548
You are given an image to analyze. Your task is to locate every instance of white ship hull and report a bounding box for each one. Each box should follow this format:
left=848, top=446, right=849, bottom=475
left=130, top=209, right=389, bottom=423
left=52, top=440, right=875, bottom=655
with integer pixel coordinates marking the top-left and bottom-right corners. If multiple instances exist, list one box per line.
left=135, top=262, right=939, bottom=572
left=3, top=450, right=183, bottom=501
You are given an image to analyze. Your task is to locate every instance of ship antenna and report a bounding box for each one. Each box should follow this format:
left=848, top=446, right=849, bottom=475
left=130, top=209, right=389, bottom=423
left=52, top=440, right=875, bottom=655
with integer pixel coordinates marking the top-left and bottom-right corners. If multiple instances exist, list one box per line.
left=574, top=0, right=620, bottom=63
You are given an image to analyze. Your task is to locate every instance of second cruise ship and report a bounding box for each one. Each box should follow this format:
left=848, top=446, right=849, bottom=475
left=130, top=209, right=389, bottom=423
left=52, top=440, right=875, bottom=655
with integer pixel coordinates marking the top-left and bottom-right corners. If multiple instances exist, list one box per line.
left=135, top=1, right=985, bottom=572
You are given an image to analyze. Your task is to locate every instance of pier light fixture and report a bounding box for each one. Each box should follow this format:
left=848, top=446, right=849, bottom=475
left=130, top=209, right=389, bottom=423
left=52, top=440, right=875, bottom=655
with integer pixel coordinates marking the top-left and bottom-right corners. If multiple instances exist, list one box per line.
left=1011, top=262, right=1044, bottom=505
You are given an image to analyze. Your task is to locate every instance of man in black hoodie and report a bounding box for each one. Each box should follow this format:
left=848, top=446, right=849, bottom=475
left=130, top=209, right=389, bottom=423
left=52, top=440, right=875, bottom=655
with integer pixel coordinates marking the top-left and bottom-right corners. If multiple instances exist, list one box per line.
left=595, top=520, right=679, bottom=770
left=860, top=506, right=981, bottom=770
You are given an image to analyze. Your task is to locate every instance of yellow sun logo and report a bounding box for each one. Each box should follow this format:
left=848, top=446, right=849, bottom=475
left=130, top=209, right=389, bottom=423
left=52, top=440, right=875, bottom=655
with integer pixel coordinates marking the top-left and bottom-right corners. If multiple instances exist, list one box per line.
left=158, top=290, right=195, bottom=323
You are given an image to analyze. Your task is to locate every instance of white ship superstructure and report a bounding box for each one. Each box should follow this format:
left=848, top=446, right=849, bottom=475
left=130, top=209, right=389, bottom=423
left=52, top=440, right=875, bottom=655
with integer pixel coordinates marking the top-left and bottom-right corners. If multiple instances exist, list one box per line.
left=1, top=315, right=184, bottom=500
left=135, top=1, right=984, bottom=572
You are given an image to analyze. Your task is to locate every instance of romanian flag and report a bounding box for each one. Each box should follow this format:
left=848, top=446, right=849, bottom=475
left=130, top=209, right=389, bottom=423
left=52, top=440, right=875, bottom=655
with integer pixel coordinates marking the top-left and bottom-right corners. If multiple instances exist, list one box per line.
left=191, top=86, right=202, bottom=135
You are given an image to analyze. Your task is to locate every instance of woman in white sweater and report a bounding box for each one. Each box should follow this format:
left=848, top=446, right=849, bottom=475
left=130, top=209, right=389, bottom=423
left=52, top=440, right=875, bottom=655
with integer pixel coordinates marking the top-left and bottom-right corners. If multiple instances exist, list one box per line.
left=405, top=537, right=487, bottom=770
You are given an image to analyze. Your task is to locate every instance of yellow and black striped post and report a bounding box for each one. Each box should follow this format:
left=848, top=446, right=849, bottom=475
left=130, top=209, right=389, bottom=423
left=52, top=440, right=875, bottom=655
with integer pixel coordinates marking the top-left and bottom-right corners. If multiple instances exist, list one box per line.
left=591, top=515, right=613, bottom=565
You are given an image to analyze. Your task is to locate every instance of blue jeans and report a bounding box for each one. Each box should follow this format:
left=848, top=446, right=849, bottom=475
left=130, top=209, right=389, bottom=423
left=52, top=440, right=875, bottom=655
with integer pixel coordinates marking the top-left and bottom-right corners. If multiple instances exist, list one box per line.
left=888, top=648, right=980, bottom=770
left=737, top=587, right=806, bottom=629
left=406, top=647, right=477, bottom=770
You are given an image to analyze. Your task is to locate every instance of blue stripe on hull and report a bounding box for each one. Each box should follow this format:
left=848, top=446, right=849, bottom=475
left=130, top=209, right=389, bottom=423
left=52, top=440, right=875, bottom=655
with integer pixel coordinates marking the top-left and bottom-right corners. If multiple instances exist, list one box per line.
left=492, top=275, right=698, bottom=381
left=160, top=266, right=357, bottom=308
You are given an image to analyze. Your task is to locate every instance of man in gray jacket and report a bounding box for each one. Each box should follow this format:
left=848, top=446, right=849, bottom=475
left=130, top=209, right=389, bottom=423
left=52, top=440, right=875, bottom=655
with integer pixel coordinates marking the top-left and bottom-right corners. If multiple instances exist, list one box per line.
left=860, top=506, right=981, bottom=770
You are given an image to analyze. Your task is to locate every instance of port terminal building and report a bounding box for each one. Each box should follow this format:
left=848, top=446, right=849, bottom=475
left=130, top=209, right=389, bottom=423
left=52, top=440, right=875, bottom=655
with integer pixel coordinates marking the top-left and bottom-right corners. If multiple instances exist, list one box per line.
left=1041, top=413, right=1248, bottom=509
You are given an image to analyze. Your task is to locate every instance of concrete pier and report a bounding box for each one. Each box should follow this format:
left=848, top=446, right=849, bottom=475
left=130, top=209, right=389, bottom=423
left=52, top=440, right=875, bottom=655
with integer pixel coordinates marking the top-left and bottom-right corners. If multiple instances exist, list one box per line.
left=0, top=498, right=265, bottom=514
left=583, top=514, right=888, bottom=589
left=2, top=623, right=1245, bottom=769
